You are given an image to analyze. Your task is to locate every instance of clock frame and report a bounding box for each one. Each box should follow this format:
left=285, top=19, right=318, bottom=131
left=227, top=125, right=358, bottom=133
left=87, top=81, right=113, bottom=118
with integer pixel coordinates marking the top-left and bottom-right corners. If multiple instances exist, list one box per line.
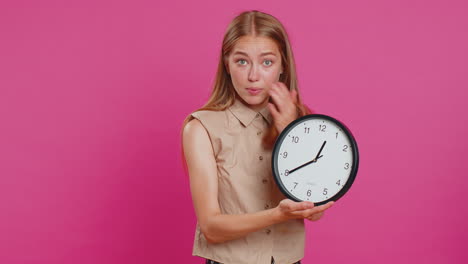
left=271, top=114, right=359, bottom=205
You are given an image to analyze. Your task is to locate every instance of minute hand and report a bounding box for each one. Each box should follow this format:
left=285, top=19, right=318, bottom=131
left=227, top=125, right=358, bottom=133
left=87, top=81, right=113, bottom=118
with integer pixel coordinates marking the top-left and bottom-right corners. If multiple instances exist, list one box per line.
left=288, top=155, right=323, bottom=175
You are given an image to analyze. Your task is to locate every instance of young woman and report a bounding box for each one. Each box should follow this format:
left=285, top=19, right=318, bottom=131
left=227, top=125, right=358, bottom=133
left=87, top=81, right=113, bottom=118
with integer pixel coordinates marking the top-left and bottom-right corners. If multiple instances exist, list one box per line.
left=181, top=10, right=334, bottom=264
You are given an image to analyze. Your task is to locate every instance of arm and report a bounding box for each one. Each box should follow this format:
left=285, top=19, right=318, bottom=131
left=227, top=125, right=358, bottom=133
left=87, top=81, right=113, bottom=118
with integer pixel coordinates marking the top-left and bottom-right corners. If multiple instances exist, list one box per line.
left=182, top=119, right=333, bottom=244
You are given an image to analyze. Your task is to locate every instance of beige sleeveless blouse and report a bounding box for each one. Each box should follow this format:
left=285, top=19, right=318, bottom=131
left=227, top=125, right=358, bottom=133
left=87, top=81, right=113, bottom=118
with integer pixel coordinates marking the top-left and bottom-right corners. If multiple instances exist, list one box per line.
left=188, top=98, right=305, bottom=264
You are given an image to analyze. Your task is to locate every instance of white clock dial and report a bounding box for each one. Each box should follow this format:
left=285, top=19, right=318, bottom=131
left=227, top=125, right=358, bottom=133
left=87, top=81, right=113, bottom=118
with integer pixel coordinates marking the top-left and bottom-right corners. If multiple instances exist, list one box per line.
left=272, top=115, right=359, bottom=204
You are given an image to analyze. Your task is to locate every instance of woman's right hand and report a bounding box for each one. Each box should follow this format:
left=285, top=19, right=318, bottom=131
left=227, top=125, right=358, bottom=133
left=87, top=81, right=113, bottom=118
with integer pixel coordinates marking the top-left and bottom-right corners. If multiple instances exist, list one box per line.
left=274, top=199, right=334, bottom=221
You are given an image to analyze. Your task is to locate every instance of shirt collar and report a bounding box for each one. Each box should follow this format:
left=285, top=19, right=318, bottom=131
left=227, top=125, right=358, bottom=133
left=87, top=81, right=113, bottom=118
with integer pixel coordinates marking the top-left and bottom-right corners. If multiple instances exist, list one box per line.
left=228, top=97, right=273, bottom=127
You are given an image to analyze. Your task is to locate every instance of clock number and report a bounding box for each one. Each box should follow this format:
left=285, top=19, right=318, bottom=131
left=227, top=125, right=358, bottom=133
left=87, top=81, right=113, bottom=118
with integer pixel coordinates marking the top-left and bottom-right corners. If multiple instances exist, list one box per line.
left=344, top=163, right=350, bottom=170
left=319, top=124, right=326, bottom=132
left=336, top=132, right=338, bottom=139
left=304, top=127, right=310, bottom=134
left=336, top=180, right=341, bottom=186
left=292, top=136, right=299, bottom=143
left=343, top=145, right=348, bottom=152
left=293, top=182, right=298, bottom=189
left=307, top=190, right=312, bottom=197
left=282, top=152, right=288, bottom=158
left=323, top=188, right=328, bottom=195
left=284, top=169, right=289, bottom=176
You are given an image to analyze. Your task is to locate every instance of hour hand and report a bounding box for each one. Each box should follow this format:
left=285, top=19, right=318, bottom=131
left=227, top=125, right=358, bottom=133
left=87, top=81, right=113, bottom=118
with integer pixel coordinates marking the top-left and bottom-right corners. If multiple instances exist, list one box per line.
left=314, top=154, right=323, bottom=162
left=314, top=141, right=327, bottom=160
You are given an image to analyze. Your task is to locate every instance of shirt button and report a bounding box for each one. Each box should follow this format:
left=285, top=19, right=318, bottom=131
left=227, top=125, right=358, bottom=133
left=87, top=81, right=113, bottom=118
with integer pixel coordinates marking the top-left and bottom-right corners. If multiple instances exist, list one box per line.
left=257, top=131, right=262, bottom=135
left=265, top=229, right=271, bottom=234
left=262, top=178, right=268, bottom=184
left=259, top=156, right=263, bottom=161
left=264, top=204, right=270, bottom=209
left=256, top=113, right=260, bottom=118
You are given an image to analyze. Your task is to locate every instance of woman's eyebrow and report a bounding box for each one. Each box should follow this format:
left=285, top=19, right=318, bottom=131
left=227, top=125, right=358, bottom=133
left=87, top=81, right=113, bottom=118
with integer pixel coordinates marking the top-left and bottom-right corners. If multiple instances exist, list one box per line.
left=233, top=51, right=277, bottom=57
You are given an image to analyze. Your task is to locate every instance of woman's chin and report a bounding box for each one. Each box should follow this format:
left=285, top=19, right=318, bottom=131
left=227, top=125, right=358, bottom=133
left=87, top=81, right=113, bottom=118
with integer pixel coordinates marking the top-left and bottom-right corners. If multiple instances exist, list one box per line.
left=242, top=95, right=268, bottom=107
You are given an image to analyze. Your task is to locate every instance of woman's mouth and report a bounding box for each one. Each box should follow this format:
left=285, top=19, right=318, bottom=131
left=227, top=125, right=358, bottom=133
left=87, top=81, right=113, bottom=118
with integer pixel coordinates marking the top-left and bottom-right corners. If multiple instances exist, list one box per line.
left=246, top=88, right=262, bottom=95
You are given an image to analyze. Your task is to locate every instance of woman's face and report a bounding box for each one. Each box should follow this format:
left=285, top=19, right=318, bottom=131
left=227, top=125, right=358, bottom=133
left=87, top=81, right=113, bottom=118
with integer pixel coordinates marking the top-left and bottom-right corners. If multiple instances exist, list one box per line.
left=226, top=35, right=283, bottom=112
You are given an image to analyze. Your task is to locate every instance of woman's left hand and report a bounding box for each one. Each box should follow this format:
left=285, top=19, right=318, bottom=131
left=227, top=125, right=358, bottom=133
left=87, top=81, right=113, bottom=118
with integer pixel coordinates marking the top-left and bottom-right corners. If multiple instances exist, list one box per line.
left=267, top=82, right=299, bottom=133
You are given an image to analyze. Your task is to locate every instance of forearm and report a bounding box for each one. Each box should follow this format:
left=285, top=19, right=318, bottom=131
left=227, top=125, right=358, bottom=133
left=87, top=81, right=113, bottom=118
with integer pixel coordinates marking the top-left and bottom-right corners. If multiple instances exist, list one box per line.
left=202, top=208, right=285, bottom=244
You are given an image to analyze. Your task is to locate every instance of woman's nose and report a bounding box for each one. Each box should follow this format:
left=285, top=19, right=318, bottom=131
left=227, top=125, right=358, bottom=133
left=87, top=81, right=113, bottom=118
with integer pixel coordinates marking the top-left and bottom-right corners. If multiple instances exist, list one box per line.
left=248, top=64, right=260, bottom=82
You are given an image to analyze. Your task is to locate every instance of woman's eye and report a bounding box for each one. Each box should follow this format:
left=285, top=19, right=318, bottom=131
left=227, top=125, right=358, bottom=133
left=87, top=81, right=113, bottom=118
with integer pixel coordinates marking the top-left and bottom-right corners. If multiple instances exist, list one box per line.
left=237, top=59, right=247, bottom=65
left=264, top=60, right=273, bottom=66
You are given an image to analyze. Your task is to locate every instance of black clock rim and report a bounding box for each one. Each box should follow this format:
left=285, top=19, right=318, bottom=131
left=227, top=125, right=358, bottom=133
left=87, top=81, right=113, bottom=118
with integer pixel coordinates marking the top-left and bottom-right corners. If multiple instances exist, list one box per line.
left=271, top=114, right=359, bottom=206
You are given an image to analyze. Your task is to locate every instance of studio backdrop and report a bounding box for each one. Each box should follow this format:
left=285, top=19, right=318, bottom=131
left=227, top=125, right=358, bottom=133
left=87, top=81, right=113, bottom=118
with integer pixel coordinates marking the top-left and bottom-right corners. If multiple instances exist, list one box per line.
left=0, top=0, right=467, bottom=263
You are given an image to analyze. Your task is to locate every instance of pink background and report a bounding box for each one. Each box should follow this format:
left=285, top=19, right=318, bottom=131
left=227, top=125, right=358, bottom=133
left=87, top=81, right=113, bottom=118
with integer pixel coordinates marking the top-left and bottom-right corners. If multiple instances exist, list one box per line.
left=1, top=0, right=467, bottom=263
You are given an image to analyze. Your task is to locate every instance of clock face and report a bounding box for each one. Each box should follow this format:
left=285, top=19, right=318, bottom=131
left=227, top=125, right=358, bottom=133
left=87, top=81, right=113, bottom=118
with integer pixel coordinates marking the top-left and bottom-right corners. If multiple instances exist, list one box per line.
left=272, top=114, right=359, bottom=205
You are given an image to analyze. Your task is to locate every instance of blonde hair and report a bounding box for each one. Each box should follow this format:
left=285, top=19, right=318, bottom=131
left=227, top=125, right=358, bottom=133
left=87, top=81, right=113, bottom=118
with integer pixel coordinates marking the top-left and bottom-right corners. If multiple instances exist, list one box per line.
left=181, top=10, right=311, bottom=160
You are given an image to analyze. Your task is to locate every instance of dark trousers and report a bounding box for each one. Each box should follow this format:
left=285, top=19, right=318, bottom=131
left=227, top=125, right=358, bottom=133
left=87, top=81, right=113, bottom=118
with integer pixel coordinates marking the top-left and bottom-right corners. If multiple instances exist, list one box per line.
left=205, top=257, right=301, bottom=264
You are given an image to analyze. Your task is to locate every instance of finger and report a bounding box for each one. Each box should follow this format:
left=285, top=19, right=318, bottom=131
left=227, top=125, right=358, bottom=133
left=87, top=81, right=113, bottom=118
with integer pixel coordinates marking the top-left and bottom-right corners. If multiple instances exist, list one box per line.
left=302, top=208, right=325, bottom=218
left=307, top=212, right=324, bottom=221
left=290, top=207, right=318, bottom=218
left=315, top=201, right=334, bottom=212
left=270, top=84, right=290, bottom=112
left=275, top=83, right=297, bottom=113
left=290, top=89, right=298, bottom=104
left=294, top=201, right=334, bottom=217
left=295, top=201, right=315, bottom=210
left=268, top=103, right=280, bottom=121
left=283, top=200, right=314, bottom=212
left=275, top=85, right=291, bottom=108
left=306, top=213, right=319, bottom=221
left=269, top=86, right=285, bottom=111
left=306, top=215, right=315, bottom=221
left=268, top=85, right=278, bottom=101
left=275, top=82, right=290, bottom=97
left=310, top=201, right=334, bottom=214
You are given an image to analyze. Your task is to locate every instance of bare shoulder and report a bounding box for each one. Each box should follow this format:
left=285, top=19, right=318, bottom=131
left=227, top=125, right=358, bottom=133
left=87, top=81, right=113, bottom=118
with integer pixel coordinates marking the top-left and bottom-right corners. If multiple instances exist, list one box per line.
left=183, top=119, right=210, bottom=147
left=182, top=118, right=215, bottom=165
left=183, top=118, right=204, bottom=135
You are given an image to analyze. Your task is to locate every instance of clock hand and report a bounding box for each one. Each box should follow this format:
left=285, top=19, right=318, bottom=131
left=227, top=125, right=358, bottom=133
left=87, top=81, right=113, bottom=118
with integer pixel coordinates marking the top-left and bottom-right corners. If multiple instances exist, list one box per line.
left=314, top=141, right=327, bottom=161
left=288, top=155, right=323, bottom=175
left=289, top=141, right=326, bottom=175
